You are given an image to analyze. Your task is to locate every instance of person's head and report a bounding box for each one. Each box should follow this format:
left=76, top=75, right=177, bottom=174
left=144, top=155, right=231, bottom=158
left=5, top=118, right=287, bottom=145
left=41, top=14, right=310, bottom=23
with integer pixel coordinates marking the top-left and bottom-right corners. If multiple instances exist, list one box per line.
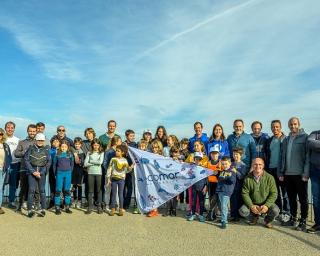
left=143, top=129, right=152, bottom=142
left=138, top=139, right=148, bottom=151
left=221, top=157, right=231, bottom=170
left=288, top=117, right=300, bottom=134
left=59, top=140, right=70, bottom=153
left=107, top=120, right=117, bottom=134
left=35, top=133, right=46, bottom=147
left=193, top=140, right=205, bottom=153
left=170, top=146, right=180, bottom=159
left=110, top=135, right=122, bottom=148
left=74, top=137, right=83, bottom=150
left=115, top=144, right=128, bottom=158
left=252, top=158, right=265, bottom=177
left=271, top=120, right=282, bottom=137
left=194, top=152, right=203, bottom=164
left=91, top=138, right=102, bottom=153
left=150, top=139, right=163, bottom=155
left=232, top=147, right=244, bottom=163
left=167, top=135, right=179, bottom=148
left=0, top=128, right=7, bottom=143
left=180, top=138, right=189, bottom=151
left=251, top=121, right=262, bottom=136
left=233, top=119, right=244, bottom=136
left=36, top=122, right=45, bottom=133
left=84, top=128, right=96, bottom=141
left=155, top=126, right=167, bottom=140
left=209, top=145, right=220, bottom=161
left=50, top=138, right=60, bottom=149
left=57, top=125, right=66, bottom=139
left=210, top=123, right=226, bottom=141
left=194, top=121, right=203, bottom=137
left=5, top=121, right=16, bottom=137
left=27, top=124, right=37, bottom=139
left=125, top=129, right=135, bottom=143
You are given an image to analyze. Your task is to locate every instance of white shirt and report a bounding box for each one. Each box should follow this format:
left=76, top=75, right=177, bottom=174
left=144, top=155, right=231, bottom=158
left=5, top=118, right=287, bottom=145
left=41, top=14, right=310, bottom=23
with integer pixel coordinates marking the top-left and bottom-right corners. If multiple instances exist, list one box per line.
left=6, top=135, right=20, bottom=163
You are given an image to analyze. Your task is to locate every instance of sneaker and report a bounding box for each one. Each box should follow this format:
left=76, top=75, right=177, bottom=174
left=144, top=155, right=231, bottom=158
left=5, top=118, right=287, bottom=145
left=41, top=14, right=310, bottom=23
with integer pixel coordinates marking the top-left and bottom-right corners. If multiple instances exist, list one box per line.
left=147, top=209, right=158, bottom=217
left=199, top=215, right=206, bottom=222
left=97, top=208, right=103, bottom=214
left=133, top=207, right=140, bottom=214
left=27, top=211, right=35, bottom=218
left=47, top=200, right=54, bottom=210
left=221, top=222, right=227, bottom=229
left=118, top=208, right=124, bottom=216
left=171, top=209, right=177, bottom=216
left=109, top=208, right=115, bottom=216
left=187, top=214, right=196, bottom=221
left=76, top=201, right=81, bottom=209
left=72, top=201, right=77, bottom=209
left=0, top=208, right=5, bottom=214
left=65, top=206, right=72, bottom=214
left=16, top=205, right=22, bottom=213
left=38, top=210, right=46, bottom=217
left=8, top=203, right=16, bottom=209
left=307, top=224, right=320, bottom=234
left=248, top=215, right=259, bottom=225
left=85, top=209, right=93, bottom=215
left=296, top=219, right=306, bottom=231
left=281, top=213, right=291, bottom=223
left=282, top=217, right=297, bottom=227
left=55, top=207, right=62, bottom=215
left=22, top=202, right=27, bottom=210
left=264, top=221, right=273, bottom=229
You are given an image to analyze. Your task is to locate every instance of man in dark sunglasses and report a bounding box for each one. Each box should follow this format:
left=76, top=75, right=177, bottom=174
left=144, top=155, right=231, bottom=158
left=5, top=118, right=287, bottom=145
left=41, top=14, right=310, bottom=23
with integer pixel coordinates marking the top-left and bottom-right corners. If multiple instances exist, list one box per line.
left=50, top=125, right=74, bottom=148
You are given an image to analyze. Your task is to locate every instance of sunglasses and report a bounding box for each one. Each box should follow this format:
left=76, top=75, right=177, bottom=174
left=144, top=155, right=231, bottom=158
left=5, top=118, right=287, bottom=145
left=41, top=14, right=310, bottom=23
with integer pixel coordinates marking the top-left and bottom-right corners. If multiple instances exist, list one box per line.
left=58, top=129, right=65, bottom=132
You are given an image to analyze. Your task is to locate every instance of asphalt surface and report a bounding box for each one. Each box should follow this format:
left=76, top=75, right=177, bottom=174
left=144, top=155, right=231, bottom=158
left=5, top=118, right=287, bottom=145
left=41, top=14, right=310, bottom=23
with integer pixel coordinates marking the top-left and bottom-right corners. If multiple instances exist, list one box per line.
left=0, top=206, right=319, bottom=256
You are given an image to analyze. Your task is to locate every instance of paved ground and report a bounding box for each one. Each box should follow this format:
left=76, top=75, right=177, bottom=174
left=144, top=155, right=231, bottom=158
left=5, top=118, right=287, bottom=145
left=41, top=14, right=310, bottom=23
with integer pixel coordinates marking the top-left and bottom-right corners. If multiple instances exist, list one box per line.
left=0, top=206, right=319, bottom=256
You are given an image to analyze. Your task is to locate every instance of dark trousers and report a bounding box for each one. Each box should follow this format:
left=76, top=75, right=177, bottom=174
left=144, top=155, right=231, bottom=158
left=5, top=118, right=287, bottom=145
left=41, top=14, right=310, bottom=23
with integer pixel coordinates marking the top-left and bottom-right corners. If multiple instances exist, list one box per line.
left=100, top=172, right=106, bottom=207
left=285, top=175, right=308, bottom=220
left=83, top=172, right=89, bottom=201
left=123, top=172, right=133, bottom=209
left=191, top=188, right=205, bottom=215
left=27, top=174, right=46, bottom=211
left=208, top=182, right=219, bottom=212
left=268, top=168, right=290, bottom=212
left=230, top=179, right=244, bottom=218
left=88, top=175, right=102, bottom=210
left=166, top=197, right=178, bottom=211
left=310, top=164, right=320, bottom=225
left=18, top=171, right=28, bottom=205
left=8, top=162, right=21, bottom=203
left=72, top=184, right=82, bottom=201
left=111, top=179, right=125, bottom=209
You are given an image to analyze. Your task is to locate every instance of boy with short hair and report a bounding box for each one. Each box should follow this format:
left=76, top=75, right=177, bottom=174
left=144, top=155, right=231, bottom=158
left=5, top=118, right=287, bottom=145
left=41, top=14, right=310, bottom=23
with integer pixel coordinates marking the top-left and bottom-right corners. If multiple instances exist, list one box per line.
left=230, top=147, right=247, bottom=222
left=216, top=157, right=236, bottom=229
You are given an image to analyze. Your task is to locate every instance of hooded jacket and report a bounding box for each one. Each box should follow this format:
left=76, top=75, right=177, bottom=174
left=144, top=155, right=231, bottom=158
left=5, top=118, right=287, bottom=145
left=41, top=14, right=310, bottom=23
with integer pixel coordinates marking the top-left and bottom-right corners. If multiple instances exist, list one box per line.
left=308, top=130, right=320, bottom=168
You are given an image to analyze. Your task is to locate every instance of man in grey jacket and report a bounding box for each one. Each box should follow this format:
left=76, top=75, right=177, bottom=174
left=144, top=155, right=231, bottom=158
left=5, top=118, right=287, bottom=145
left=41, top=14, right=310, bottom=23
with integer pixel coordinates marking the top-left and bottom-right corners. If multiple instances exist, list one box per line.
left=279, top=117, right=309, bottom=231
left=14, top=124, right=37, bottom=212
left=307, top=130, right=320, bottom=233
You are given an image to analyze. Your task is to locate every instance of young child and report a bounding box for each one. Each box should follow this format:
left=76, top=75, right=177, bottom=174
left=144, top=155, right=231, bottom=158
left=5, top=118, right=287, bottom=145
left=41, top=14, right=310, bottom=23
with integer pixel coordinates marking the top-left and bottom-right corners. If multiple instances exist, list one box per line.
left=206, top=145, right=222, bottom=221
left=216, top=156, right=237, bottom=229
left=187, top=150, right=208, bottom=222
left=180, top=138, right=190, bottom=160
left=162, top=146, right=181, bottom=217
left=107, top=144, right=130, bottom=216
left=138, top=139, right=148, bottom=151
left=48, top=137, right=60, bottom=209
left=163, top=135, right=179, bottom=157
left=230, top=147, right=247, bottom=222
left=53, top=140, right=74, bottom=215
left=72, top=137, right=85, bottom=209
left=84, top=138, right=104, bottom=214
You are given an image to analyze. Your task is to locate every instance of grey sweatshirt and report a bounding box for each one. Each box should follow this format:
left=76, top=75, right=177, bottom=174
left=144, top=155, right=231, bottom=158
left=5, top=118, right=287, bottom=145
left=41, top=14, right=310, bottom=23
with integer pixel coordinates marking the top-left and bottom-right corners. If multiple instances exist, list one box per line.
left=279, top=129, right=309, bottom=177
left=308, top=130, right=320, bottom=168
left=14, top=137, right=35, bottom=170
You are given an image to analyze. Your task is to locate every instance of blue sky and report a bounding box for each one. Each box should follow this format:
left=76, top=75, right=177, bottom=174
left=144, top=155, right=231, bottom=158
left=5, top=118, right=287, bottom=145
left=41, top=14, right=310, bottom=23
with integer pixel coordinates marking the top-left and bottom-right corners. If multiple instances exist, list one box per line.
left=0, top=0, right=319, bottom=140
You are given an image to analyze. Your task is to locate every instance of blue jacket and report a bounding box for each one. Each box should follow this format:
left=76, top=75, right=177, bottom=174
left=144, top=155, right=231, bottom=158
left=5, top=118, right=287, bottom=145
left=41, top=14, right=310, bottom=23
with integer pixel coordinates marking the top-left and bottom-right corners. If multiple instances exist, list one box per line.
left=232, top=161, right=247, bottom=180
left=251, top=132, right=269, bottom=161
left=24, top=145, right=51, bottom=175
left=207, top=139, right=230, bottom=159
left=1, top=143, right=12, bottom=172
left=103, top=148, right=116, bottom=170
left=227, top=132, right=256, bottom=167
left=53, top=152, right=74, bottom=174
left=216, top=167, right=237, bottom=197
left=189, top=133, right=209, bottom=153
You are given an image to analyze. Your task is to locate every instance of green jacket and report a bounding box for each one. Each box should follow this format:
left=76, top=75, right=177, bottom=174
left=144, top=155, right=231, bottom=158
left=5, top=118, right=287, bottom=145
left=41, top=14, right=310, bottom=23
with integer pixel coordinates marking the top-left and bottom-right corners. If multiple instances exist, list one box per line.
left=242, top=171, right=277, bottom=208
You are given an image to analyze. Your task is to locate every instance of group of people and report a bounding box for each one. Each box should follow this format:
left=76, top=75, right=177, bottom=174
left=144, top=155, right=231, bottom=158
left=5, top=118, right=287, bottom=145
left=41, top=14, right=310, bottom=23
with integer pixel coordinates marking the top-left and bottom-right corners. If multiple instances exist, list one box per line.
left=0, top=118, right=319, bottom=234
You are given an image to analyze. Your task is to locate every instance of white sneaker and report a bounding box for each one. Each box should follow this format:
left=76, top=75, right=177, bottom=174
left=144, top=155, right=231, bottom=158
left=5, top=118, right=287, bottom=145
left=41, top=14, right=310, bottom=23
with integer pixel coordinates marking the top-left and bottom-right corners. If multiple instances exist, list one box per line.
left=22, top=202, right=27, bottom=210
left=76, top=201, right=81, bottom=209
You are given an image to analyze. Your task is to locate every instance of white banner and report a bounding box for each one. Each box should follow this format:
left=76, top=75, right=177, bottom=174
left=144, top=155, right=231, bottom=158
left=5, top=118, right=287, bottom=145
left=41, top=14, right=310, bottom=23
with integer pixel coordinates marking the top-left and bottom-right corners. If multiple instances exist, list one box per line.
left=128, top=147, right=214, bottom=213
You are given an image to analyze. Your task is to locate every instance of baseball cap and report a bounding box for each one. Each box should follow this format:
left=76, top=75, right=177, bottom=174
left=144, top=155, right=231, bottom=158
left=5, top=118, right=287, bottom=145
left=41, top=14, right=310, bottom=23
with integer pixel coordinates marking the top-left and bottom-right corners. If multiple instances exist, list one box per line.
left=209, top=145, right=220, bottom=154
left=35, top=133, right=46, bottom=141
left=143, top=129, right=152, bottom=135
left=194, top=152, right=203, bottom=159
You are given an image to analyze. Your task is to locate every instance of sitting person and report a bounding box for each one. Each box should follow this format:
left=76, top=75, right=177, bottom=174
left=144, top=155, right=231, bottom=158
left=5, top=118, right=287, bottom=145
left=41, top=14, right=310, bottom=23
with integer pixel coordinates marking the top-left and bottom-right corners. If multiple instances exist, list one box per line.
left=239, top=158, right=279, bottom=228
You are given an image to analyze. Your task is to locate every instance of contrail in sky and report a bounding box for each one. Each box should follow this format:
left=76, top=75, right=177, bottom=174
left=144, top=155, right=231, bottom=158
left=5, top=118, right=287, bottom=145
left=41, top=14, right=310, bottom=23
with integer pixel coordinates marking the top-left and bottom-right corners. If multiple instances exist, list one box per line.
left=133, top=0, right=260, bottom=61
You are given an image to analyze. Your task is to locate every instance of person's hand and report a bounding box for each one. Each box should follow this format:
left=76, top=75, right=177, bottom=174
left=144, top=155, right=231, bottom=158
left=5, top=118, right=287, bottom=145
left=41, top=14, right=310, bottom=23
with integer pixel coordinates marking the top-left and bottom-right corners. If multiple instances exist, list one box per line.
left=250, top=205, right=260, bottom=215
left=260, top=205, right=268, bottom=214
left=74, top=153, right=80, bottom=164
left=302, top=176, right=309, bottom=182
left=279, top=176, right=284, bottom=182
left=202, top=186, right=207, bottom=195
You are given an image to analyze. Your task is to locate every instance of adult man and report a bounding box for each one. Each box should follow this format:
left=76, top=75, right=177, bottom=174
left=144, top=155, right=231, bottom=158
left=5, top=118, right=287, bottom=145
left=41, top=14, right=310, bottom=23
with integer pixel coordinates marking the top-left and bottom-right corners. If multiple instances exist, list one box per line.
left=239, top=158, right=279, bottom=228
left=14, top=124, right=37, bottom=212
left=50, top=125, right=74, bottom=147
left=36, top=122, right=50, bottom=146
left=251, top=121, right=269, bottom=161
left=99, top=120, right=120, bottom=150
left=279, top=117, right=309, bottom=231
left=5, top=121, right=21, bottom=209
left=227, top=119, right=256, bottom=167
left=265, top=120, right=289, bottom=221
left=188, top=121, right=209, bottom=153
left=307, top=129, right=320, bottom=233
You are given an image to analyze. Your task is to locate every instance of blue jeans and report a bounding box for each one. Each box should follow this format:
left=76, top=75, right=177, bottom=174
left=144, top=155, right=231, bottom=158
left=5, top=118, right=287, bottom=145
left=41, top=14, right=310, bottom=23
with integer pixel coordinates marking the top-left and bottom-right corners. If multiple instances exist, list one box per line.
left=55, top=170, right=72, bottom=206
left=310, top=164, right=320, bottom=225
left=8, top=162, right=21, bottom=203
left=218, top=194, right=230, bottom=224
left=27, top=173, right=46, bottom=210
left=111, top=179, right=125, bottom=209
left=0, top=169, right=4, bottom=207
